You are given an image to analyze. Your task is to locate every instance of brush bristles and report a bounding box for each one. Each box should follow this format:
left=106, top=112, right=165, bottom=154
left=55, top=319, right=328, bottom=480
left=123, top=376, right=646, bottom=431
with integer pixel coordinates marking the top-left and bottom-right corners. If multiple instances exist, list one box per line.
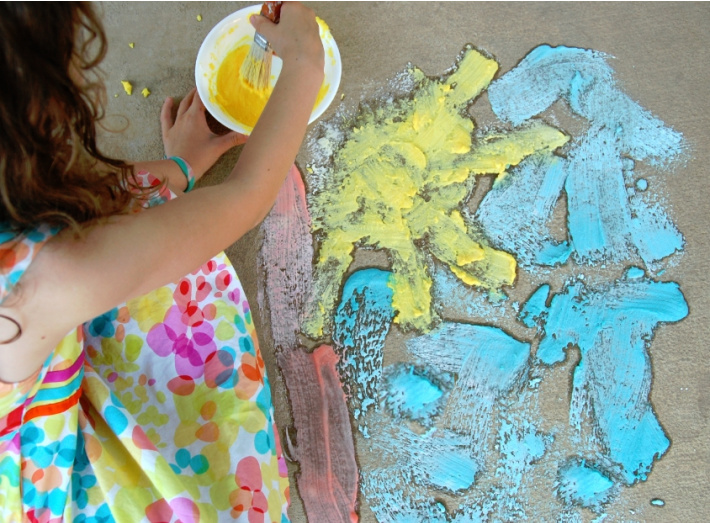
left=240, top=40, right=273, bottom=91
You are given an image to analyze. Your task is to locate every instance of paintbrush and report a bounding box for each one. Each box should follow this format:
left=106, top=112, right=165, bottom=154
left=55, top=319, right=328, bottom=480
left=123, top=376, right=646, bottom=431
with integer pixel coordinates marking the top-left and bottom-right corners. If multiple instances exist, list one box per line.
left=240, top=1, right=282, bottom=91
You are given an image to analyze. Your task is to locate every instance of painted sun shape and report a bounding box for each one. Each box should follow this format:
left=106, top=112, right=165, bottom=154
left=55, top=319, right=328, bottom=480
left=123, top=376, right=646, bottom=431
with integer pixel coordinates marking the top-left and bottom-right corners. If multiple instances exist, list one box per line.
left=304, top=47, right=569, bottom=338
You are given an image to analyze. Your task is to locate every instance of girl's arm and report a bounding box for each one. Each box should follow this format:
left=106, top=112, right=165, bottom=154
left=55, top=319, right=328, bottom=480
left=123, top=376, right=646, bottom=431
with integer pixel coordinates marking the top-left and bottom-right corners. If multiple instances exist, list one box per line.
left=0, top=2, right=324, bottom=382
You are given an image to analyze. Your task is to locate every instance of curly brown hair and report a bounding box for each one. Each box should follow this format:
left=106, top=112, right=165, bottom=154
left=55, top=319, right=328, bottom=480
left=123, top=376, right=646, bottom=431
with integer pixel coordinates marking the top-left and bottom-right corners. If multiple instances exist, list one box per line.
left=0, top=2, right=145, bottom=235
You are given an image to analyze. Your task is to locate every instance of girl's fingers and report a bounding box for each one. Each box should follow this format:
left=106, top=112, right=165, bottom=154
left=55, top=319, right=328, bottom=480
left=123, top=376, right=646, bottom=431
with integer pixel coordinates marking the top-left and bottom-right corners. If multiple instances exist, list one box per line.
left=191, top=90, right=207, bottom=113
left=207, top=132, right=245, bottom=158
left=160, top=97, right=174, bottom=139
left=176, top=88, right=196, bottom=118
left=232, top=132, right=248, bottom=147
left=215, top=131, right=247, bottom=153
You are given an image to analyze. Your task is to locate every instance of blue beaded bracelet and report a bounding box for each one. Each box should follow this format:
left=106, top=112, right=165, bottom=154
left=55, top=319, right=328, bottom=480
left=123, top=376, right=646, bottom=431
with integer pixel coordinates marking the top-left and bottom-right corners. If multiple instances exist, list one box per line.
left=165, top=156, right=195, bottom=192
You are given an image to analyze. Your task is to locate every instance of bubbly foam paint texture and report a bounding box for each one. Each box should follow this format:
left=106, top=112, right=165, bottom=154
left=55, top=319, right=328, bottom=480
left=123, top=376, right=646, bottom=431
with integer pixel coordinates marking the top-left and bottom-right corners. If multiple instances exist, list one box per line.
left=407, top=323, right=530, bottom=453
left=521, top=271, right=688, bottom=484
left=480, top=45, right=685, bottom=270
left=332, top=269, right=395, bottom=435
left=256, top=42, right=689, bottom=522
left=359, top=324, right=551, bottom=522
left=381, top=363, right=452, bottom=424
left=303, top=46, right=568, bottom=338
left=556, top=460, right=616, bottom=511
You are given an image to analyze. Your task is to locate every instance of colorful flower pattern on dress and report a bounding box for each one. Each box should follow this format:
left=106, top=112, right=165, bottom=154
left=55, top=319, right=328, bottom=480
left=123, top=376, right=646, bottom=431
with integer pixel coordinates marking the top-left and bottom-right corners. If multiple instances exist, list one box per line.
left=0, top=175, right=289, bottom=521
left=0, top=224, right=60, bottom=305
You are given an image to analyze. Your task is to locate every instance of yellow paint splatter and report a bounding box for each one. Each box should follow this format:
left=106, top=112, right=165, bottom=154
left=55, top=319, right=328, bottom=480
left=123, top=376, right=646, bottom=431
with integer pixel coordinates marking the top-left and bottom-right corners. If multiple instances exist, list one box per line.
left=196, top=14, right=202, bottom=22
left=141, top=87, right=151, bottom=98
left=303, top=47, right=569, bottom=337
left=121, top=80, right=133, bottom=96
left=129, top=42, right=135, bottom=49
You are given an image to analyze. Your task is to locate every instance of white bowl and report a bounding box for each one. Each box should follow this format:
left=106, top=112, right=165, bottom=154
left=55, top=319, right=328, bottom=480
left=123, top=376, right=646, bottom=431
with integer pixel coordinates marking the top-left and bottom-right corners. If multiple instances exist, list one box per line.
left=195, top=5, right=342, bottom=135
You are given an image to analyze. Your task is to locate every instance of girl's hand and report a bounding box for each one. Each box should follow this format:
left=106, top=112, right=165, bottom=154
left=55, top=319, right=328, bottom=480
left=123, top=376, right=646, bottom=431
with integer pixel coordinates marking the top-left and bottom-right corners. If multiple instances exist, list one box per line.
left=161, top=88, right=247, bottom=180
left=250, top=2, right=324, bottom=74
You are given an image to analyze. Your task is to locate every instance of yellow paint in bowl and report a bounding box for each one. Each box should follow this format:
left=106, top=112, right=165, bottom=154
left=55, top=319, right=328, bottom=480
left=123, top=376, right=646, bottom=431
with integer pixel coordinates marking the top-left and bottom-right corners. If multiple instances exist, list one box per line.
left=196, top=6, right=342, bottom=135
left=210, top=42, right=330, bottom=132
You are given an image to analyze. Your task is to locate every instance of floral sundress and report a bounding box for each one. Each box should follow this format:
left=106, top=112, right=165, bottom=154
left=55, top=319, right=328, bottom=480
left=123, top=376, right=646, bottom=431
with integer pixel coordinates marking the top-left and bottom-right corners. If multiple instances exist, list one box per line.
left=0, top=172, right=290, bottom=522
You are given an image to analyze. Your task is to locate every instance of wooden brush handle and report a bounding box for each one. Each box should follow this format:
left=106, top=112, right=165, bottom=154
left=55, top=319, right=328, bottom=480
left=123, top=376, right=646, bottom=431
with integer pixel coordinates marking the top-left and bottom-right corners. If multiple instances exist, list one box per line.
left=261, top=2, right=282, bottom=23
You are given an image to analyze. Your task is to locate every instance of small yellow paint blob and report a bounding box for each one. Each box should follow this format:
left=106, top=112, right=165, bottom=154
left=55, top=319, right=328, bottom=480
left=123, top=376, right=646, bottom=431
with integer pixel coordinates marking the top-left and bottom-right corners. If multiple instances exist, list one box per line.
left=114, top=94, right=119, bottom=98
left=196, top=14, right=202, bottom=22
left=141, top=87, right=151, bottom=98
left=316, top=17, right=330, bottom=33
left=210, top=43, right=330, bottom=132
left=129, top=42, right=135, bottom=49
left=121, top=80, right=133, bottom=96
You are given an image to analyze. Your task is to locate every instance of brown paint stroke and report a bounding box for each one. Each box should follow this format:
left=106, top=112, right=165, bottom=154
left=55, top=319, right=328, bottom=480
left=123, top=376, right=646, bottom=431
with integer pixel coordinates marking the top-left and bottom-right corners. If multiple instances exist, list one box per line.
left=278, top=345, right=359, bottom=523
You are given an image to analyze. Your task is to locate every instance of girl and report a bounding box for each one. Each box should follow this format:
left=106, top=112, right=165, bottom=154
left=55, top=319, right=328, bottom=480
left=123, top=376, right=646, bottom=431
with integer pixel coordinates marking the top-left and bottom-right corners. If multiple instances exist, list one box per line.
left=0, top=2, right=324, bottom=521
